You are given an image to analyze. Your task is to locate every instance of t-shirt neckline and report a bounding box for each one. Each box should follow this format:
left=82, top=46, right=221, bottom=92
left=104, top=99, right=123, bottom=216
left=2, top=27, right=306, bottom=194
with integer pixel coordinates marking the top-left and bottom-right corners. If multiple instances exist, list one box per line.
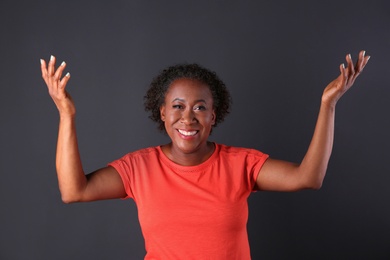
left=157, top=142, right=220, bottom=173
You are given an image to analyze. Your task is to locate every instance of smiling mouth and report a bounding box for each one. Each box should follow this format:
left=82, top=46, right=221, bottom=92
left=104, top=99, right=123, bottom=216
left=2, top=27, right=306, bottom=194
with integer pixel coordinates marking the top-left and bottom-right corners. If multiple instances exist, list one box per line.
left=178, top=129, right=198, bottom=136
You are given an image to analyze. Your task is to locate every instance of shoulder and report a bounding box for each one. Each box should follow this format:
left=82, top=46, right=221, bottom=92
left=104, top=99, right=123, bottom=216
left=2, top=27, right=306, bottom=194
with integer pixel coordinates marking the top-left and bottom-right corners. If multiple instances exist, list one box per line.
left=110, top=146, right=161, bottom=165
left=216, top=143, right=268, bottom=159
left=121, top=146, right=160, bottom=158
left=214, top=144, right=269, bottom=185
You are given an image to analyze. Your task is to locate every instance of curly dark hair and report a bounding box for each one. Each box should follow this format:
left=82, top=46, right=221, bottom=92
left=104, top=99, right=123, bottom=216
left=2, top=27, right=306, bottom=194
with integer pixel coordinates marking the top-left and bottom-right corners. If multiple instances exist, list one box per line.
left=144, top=63, right=232, bottom=132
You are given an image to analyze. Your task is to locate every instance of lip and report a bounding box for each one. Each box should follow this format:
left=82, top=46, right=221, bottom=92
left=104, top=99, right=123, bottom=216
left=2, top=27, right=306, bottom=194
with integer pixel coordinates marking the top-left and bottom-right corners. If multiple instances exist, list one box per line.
left=176, top=129, right=199, bottom=139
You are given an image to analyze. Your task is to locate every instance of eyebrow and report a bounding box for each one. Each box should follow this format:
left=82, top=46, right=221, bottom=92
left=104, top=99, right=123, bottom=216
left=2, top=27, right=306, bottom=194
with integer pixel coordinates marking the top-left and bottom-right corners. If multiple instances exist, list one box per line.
left=171, top=98, right=207, bottom=103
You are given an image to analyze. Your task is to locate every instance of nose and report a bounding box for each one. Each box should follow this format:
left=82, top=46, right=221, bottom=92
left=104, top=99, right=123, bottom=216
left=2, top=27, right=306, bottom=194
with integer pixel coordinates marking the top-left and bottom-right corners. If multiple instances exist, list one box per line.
left=181, top=108, right=196, bottom=124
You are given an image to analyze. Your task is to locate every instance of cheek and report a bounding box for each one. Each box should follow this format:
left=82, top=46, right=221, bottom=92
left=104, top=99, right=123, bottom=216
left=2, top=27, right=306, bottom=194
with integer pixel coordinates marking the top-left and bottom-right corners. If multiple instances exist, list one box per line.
left=203, top=114, right=215, bottom=126
left=165, top=109, right=181, bottom=121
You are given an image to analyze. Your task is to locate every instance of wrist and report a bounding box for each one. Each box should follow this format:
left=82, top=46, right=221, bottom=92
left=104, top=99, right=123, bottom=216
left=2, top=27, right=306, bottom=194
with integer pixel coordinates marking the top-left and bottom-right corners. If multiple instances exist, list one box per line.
left=59, top=111, right=76, bottom=121
left=320, top=98, right=336, bottom=112
left=321, top=91, right=339, bottom=110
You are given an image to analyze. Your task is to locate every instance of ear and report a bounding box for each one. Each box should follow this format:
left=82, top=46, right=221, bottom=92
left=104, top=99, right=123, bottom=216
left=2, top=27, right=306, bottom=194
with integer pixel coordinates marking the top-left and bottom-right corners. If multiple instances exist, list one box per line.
left=160, top=104, right=166, bottom=122
left=211, top=109, right=216, bottom=125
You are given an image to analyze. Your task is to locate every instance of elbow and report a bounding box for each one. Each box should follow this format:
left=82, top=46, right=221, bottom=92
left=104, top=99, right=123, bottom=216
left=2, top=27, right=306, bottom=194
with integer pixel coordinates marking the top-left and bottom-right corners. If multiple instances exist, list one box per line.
left=305, top=177, right=324, bottom=190
left=61, top=197, right=76, bottom=204
left=60, top=192, right=82, bottom=204
left=299, top=168, right=326, bottom=190
left=57, top=182, right=86, bottom=204
left=61, top=196, right=78, bottom=204
left=298, top=172, right=324, bottom=190
left=310, top=180, right=323, bottom=190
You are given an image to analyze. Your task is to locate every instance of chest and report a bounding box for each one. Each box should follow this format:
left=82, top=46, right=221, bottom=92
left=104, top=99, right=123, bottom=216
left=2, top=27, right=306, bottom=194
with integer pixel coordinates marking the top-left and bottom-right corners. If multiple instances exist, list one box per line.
left=133, top=167, right=252, bottom=233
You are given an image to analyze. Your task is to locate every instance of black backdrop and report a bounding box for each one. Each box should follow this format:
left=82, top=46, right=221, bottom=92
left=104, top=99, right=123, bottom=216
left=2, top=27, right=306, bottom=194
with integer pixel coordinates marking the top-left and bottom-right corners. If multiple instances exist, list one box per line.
left=1, top=0, right=389, bottom=259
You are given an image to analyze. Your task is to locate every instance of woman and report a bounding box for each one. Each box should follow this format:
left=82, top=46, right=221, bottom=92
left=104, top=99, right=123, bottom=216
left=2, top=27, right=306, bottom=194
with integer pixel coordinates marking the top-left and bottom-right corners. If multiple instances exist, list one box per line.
left=40, top=51, right=370, bottom=259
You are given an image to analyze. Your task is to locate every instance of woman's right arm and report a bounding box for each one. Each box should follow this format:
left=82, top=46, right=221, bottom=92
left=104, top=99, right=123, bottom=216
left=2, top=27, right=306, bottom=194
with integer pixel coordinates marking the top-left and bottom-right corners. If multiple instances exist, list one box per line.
left=41, top=55, right=126, bottom=203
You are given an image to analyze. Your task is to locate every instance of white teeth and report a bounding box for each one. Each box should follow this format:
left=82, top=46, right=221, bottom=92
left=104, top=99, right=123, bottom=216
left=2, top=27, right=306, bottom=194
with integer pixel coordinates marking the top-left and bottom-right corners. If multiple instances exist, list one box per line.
left=178, top=129, right=197, bottom=136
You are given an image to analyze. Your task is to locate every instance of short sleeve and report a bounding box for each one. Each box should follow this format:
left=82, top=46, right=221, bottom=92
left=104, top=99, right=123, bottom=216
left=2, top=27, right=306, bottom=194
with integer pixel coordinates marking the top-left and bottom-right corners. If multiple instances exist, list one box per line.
left=218, top=145, right=269, bottom=192
left=108, top=157, right=134, bottom=199
left=245, top=149, right=269, bottom=191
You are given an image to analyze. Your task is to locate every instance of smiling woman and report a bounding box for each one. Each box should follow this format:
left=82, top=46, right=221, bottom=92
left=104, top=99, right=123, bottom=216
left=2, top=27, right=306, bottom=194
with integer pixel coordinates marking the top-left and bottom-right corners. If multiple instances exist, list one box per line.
left=144, top=63, right=231, bottom=131
left=159, top=78, right=216, bottom=165
left=40, top=52, right=370, bottom=259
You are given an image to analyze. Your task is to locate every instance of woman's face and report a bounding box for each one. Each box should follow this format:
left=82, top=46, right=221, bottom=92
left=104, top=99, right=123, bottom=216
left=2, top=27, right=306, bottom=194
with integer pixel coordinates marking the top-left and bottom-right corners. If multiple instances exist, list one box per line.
left=160, top=78, right=216, bottom=155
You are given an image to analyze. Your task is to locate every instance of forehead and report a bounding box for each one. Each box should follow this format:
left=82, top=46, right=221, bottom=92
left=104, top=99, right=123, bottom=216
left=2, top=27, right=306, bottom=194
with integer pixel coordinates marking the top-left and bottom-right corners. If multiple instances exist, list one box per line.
left=166, top=78, right=213, bottom=101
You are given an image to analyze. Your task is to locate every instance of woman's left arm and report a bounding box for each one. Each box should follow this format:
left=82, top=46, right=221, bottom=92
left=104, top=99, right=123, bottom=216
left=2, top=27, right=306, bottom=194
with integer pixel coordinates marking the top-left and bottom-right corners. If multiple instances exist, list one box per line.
left=256, top=50, right=370, bottom=192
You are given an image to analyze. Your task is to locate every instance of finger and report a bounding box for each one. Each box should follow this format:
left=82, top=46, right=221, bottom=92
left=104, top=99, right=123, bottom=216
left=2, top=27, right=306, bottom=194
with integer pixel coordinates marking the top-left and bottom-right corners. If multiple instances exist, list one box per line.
left=59, top=72, right=71, bottom=89
left=47, top=55, right=56, bottom=76
left=359, top=50, right=366, bottom=64
left=352, top=51, right=370, bottom=83
left=339, top=63, right=347, bottom=86
left=54, top=61, right=67, bottom=81
left=359, top=51, right=371, bottom=72
left=355, top=50, right=366, bottom=74
left=363, top=55, right=371, bottom=66
left=346, top=53, right=355, bottom=77
left=40, top=59, right=48, bottom=80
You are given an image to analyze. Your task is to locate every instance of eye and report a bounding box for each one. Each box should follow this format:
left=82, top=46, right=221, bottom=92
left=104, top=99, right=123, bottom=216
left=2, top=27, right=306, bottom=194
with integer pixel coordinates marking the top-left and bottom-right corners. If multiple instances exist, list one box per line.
left=194, top=105, right=206, bottom=111
left=172, top=104, right=183, bottom=109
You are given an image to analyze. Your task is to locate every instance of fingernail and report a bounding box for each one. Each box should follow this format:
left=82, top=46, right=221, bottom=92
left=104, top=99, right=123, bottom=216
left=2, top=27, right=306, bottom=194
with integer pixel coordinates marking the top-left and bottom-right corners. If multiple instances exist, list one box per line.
left=61, top=61, right=66, bottom=66
left=341, top=63, right=345, bottom=68
left=66, top=72, right=70, bottom=77
left=362, top=50, right=366, bottom=56
left=348, top=54, right=352, bottom=59
left=367, top=56, right=371, bottom=61
left=50, top=55, right=54, bottom=61
left=40, top=59, right=44, bottom=64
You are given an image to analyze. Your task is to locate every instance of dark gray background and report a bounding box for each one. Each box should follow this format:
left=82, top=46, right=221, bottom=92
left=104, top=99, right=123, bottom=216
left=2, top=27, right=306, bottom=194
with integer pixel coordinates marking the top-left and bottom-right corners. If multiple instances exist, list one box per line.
left=1, top=0, right=389, bottom=259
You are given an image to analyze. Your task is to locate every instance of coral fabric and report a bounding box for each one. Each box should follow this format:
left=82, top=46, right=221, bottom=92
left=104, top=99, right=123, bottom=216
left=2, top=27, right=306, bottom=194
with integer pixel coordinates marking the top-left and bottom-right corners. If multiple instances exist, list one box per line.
left=109, top=143, right=269, bottom=259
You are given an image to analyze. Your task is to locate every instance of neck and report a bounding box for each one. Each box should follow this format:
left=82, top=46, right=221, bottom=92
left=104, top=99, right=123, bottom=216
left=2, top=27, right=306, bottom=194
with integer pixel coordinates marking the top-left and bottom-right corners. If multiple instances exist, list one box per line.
left=162, top=142, right=215, bottom=166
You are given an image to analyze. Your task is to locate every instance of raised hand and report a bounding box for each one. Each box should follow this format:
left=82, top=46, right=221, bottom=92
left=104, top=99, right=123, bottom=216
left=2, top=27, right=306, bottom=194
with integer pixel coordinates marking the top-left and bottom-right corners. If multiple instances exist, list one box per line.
left=40, top=55, right=75, bottom=116
left=322, top=50, right=370, bottom=107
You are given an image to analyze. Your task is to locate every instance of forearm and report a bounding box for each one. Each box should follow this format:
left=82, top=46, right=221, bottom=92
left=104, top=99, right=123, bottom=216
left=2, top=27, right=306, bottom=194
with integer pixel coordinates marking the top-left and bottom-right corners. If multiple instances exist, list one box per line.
left=41, top=56, right=127, bottom=202
left=56, top=114, right=87, bottom=203
left=299, top=101, right=335, bottom=188
left=257, top=51, right=369, bottom=192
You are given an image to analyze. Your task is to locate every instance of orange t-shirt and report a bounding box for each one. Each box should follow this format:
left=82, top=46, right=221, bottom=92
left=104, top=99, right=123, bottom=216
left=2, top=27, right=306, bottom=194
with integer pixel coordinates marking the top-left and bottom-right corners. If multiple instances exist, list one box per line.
left=109, top=143, right=269, bottom=259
